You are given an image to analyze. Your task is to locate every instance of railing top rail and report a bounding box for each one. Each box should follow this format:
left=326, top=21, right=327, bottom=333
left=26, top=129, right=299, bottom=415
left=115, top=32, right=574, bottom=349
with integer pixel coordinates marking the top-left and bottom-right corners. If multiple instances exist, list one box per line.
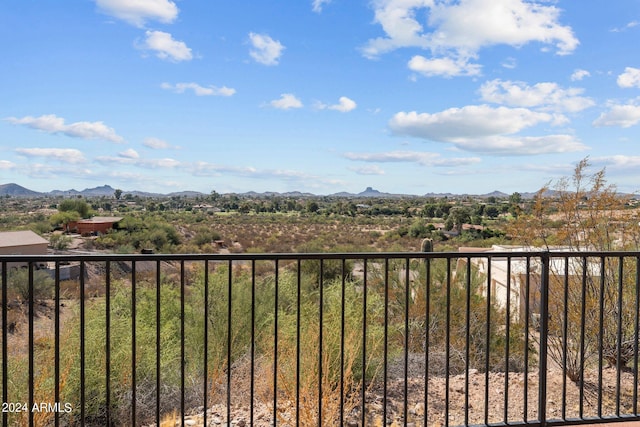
left=1, top=249, right=640, bottom=263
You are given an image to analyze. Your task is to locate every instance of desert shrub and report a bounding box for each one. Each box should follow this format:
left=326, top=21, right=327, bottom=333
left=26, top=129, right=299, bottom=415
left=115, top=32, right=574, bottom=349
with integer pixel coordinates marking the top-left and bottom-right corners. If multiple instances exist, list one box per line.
left=15, top=261, right=386, bottom=425
left=30, top=221, right=51, bottom=235
left=58, top=198, right=91, bottom=218
left=8, top=268, right=54, bottom=303
left=96, top=217, right=181, bottom=252
left=367, top=257, right=529, bottom=376
left=509, top=158, right=640, bottom=382
left=192, top=227, right=221, bottom=247
left=408, top=219, right=430, bottom=238
left=256, top=269, right=386, bottom=425
left=49, top=233, right=73, bottom=250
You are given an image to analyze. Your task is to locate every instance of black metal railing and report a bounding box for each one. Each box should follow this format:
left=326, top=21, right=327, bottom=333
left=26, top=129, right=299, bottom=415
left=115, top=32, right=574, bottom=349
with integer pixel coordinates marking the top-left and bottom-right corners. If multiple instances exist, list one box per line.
left=1, top=250, right=639, bottom=426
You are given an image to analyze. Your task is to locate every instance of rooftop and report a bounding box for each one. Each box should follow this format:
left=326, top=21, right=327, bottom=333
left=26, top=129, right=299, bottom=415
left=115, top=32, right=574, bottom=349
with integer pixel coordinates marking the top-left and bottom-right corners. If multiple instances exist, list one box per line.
left=0, top=230, right=49, bottom=248
left=76, top=216, right=123, bottom=224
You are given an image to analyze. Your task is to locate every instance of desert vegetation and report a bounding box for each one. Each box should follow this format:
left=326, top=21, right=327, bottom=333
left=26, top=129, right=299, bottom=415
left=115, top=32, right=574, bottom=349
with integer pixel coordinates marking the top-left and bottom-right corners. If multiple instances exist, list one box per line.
left=2, top=253, right=532, bottom=426
left=1, top=158, right=640, bottom=424
left=509, top=159, right=640, bottom=386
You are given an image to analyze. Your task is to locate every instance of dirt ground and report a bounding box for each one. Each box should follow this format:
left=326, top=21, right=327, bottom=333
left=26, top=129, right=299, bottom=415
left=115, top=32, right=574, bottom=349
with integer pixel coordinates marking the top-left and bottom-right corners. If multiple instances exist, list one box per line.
left=162, top=354, right=639, bottom=427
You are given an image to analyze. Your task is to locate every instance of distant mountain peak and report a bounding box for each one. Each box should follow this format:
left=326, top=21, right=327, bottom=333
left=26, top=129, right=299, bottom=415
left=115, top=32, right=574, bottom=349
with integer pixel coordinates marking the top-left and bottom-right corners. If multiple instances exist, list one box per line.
left=358, top=187, right=383, bottom=196
left=0, top=183, right=42, bottom=197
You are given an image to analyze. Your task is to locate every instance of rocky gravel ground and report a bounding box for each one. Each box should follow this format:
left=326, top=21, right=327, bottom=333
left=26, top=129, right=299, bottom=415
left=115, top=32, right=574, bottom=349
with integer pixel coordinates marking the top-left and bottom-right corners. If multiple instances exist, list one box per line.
left=153, top=364, right=638, bottom=427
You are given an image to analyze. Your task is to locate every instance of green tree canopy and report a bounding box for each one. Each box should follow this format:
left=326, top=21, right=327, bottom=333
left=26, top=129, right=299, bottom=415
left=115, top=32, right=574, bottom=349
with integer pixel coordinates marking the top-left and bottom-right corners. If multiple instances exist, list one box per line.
left=58, top=198, right=91, bottom=218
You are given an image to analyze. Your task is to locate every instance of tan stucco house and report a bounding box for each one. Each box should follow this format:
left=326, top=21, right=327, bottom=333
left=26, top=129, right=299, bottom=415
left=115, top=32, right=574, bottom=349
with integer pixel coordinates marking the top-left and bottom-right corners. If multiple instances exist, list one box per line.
left=0, top=230, right=49, bottom=256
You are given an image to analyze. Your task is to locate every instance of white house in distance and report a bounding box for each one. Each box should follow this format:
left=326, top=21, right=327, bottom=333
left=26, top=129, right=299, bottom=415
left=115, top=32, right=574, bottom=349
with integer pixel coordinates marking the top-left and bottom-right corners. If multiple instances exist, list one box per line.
left=458, top=245, right=597, bottom=322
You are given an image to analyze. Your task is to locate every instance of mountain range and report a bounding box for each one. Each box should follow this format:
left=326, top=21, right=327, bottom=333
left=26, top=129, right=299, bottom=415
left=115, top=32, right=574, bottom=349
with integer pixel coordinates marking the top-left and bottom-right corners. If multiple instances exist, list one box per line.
left=0, top=182, right=518, bottom=199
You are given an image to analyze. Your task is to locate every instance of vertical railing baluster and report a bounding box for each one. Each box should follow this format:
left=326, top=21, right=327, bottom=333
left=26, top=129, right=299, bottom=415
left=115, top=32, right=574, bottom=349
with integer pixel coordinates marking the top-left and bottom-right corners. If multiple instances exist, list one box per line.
left=203, top=260, right=209, bottom=427
left=131, top=260, right=136, bottom=425
left=598, top=257, right=606, bottom=418
left=634, top=256, right=640, bottom=416
left=361, top=259, right=367, bottom=427
left=383, top=258, right=389, bottom=426
left=227, top=259, right=233, bottom=424
left=1, top=261, right=6, bottom=427
left=339, top=258, right=345, bottom=427
left=464, top=257, right=471, bottom=427
left=54, top=262, right=60, bottom=427
left=80, top=261, right=86, bottom=426
left=523, top=256, right=531, bottom=423
left=424, top=256, right=430, bottom=427
left=445, top=257, right=451, bottom=427
left=616, top=256, right=624, bottom=416
left=250, top=259, right=256, bottom=426
left=562, top=256, right=569, bottom=420
left=273, top=260, right=279, bottom=426
left=538, top=251, right=550, bottom=427
left=156, top=260, right=161, bottom=426
left=105, top=260, right=111, bottom=427
left=579, top=257, right=587, bottom=419
left=318, top=258, right=324, bottom=427
left=180, top=260, right=185, bottom=426
left=296, top=259, right=301, bottom=427
left=504, top=257, right=511, bottom=423
left=404, top=257, right=410, bottom=426
left=484, top=257, right=491, bottom=425
left=28, top=262, right=34, bottom=427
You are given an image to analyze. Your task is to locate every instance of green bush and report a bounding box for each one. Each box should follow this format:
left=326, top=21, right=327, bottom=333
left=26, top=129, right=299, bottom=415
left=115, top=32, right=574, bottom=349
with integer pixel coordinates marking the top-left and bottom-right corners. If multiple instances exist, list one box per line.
left=11, top=262, right=386, bottom=425
left=49, top=233, right=73, bottom=250
left=8, top=268, right=54, bottom=303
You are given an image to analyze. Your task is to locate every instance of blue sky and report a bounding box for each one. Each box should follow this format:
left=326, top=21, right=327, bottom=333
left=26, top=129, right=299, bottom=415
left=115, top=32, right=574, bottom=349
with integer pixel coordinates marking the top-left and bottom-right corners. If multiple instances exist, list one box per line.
left=1, top=0, right=640, bottom=195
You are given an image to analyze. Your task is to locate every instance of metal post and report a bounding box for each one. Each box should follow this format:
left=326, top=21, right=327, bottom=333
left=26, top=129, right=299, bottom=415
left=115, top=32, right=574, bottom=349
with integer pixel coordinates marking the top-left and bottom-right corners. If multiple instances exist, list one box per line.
left=538, top=251, right=550, bottom=426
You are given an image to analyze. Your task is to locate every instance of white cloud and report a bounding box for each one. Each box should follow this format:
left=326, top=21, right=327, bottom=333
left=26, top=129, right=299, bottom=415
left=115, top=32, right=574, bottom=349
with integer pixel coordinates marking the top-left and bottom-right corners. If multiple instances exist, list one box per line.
left=611, top=21, right=639, bottom=33
left=501, top=57, right=517, bottom=69
left=593, top=100, right=640, bottom=128
left=479, top=79, right=595, bottom=113
left=316, top=96, right=357, bottom=112
left=312, top=0, right=332, bottom=13
left=451, top=134, right=586, bottom=155
left=146, top=158, right=181, bottom=168
left=570, top=69, right=590, bottom=81
left=15, top=148, right=86, bottom=164
left=142, top=30, right=192, bottom=62
left=363, top=0, right=578, bottom=65
left=389, top=105, right=587, bottom=154
left=0, top=160, right=16, bottom=170
left=344, top=150, right=481, bottom=166
left=143, top=137, right=173, bottom=149
left=617, top=67, right=640, bottom=88
left=161, top=82, right=236, bottom=96
left=408, top=55, right=481, bottom=77
left=191, top=161, right=345, bottom=188
left=22, top=164, right=95, bottom=180
left=593, top=155, right=640, bottom=170
left=95, top=0, right=178, bottom=27
left=270, top=93, right=303, bottom=110
left=6, top=114, right=124, bottom=143
left=330, top=97, right=357, bottom=112
left=249, top=33, right=285, bottom=66
left=390, top=105, right=553, bottom=140
left=362, top=0, right=431, bottom=58
left=348, top=165, right=386, bottom=175
left=119, top=148, right=140, bottom=159
left=96, top=155, right=181, bottom=169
